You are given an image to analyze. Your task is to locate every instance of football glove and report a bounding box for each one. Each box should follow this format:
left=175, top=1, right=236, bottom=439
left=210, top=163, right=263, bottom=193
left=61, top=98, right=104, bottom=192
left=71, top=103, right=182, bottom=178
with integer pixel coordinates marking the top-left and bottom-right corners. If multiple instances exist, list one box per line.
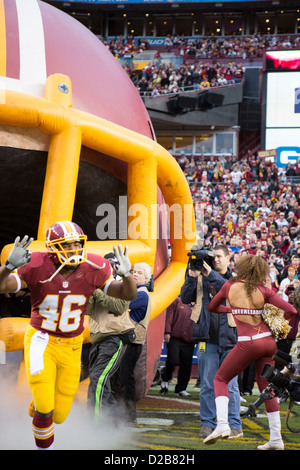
left=5, top=235, right=34, bottom=271
left=113, top=245, right=131, bottom=277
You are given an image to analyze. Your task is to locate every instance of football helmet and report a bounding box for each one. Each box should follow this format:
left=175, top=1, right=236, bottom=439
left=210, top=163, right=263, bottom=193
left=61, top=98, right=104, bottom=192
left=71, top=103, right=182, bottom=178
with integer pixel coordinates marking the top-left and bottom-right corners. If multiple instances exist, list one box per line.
left=45, top=221, right=87, bottom=266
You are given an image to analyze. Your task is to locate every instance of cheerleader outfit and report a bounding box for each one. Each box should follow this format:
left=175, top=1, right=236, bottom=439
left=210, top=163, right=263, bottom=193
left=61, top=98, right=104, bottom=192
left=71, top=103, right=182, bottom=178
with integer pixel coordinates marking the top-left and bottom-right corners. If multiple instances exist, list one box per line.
left=208, top=281, right=297, bottom=412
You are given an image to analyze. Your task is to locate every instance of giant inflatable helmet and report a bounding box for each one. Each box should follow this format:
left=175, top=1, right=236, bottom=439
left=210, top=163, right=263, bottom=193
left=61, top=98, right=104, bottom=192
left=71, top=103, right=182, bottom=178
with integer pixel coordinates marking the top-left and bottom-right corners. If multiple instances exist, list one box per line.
left=0, top=0, right=196, bottom=398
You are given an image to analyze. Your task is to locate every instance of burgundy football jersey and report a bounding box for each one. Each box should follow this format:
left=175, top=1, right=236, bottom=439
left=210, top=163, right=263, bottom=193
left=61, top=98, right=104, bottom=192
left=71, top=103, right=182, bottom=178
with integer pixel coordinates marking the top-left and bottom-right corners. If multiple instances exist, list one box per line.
left=17, top=252, right=112, bottom=338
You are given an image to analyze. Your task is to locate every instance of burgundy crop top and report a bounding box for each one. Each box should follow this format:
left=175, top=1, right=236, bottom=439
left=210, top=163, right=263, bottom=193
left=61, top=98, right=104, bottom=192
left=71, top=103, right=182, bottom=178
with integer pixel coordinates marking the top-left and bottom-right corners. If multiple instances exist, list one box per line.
left=208, top=280, right=297, bottom=320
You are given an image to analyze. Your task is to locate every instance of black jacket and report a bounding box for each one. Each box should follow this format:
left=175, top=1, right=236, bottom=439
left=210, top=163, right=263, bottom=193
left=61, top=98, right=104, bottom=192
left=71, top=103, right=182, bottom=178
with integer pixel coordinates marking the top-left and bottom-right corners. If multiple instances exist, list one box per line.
left=180, top=268, right=237, bottom=348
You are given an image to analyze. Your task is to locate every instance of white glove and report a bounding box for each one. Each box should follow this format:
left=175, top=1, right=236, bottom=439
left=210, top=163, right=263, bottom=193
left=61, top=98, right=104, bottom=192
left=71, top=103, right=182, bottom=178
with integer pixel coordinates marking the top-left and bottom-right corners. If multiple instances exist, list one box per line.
left=5, top=235, right=34, bottom=271
left=113, top=245, right=131, bottom=277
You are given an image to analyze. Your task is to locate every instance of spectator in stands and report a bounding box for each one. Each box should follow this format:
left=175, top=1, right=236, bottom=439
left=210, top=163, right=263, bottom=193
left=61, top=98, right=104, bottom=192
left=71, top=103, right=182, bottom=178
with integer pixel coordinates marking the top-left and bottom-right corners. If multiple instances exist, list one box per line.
left=276, top=212, right=289, bottom=229
left=200, top=78, right=210, bottom=89
left=217, top=74, right=228, bottom=86
left=278, top=266, right=297, bottom=301
left=230, top=165, right=243, bottom=187
left=279, top=253, right=300, bottom=282
left=165, top=35, right=174, bottom=51
left=138, top=75, right=149, bottom=93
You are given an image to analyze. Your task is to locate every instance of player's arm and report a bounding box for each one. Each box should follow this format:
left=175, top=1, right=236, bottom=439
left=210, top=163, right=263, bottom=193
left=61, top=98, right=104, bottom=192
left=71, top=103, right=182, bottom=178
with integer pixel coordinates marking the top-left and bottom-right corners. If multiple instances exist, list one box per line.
left=0, top=265, right=26, bottom=293
left=0, top=235, right=33, bottom=293
left=106, top=276, right=137, bottom=301
left=104, top=245, right=137, bottom=301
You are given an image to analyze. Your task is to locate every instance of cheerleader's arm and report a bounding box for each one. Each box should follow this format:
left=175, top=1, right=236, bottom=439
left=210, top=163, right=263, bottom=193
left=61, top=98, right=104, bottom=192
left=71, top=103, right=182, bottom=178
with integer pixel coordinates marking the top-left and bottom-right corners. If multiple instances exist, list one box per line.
left=208, top=282, right=232, bottom=314
left=263, top=287, right=297, bottom=320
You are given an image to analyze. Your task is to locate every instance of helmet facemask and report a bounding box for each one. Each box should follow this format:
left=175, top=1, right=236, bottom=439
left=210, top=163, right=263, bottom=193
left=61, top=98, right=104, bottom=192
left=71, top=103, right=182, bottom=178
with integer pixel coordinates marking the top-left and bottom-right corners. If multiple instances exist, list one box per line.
left=46, top=236, right=87, bottom=267
left=45, top=221, right=88, bottom=268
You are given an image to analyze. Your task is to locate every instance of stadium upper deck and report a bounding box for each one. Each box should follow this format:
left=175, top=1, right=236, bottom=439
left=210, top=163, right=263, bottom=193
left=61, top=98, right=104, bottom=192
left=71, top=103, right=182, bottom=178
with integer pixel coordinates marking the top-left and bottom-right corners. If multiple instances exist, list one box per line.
left=47, top=0, right=300, bottom=38
left=45, top=1, right=300, bottom=162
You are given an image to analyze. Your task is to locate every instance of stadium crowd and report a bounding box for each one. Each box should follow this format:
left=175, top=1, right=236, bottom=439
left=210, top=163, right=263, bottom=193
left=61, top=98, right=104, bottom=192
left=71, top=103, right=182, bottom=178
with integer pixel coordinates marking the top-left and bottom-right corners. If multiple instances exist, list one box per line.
left=175, top=152, right=300, bottom=294
left=103, top=32, right=300, bottom=61
left=134, top=60, right=245, bottom=96
left=105, top=32, right=300, bottom=95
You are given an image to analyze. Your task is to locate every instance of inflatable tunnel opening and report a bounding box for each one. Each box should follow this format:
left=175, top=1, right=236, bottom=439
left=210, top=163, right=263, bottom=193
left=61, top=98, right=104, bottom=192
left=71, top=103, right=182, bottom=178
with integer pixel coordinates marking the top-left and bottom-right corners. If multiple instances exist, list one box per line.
left=0, top=145, right=127, bottom=252
left=0, top=146, right=47, bottom=252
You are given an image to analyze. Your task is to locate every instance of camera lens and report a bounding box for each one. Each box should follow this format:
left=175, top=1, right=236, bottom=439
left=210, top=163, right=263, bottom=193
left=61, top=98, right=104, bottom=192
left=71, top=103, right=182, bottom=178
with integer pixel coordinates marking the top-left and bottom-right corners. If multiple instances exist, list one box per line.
left=190, top=258, right=203, bottom=271
left=261, top=364, right=290, bottom=389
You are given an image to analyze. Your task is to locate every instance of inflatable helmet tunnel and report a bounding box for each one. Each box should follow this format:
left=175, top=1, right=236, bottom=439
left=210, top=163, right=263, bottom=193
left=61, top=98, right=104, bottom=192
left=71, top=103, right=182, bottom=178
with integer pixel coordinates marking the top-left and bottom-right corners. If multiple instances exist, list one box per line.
left=0, top=0, right=196, bottom=400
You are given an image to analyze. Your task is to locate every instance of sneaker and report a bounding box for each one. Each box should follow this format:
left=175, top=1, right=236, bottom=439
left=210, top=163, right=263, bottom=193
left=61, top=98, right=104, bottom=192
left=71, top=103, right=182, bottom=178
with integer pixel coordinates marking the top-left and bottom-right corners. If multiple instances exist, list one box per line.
left=203, top=424, right=231, bottom=445
left=199, top=426, right=213, bottom=438
left=228, top=428, right=243, bottom=439
left=176, top=390, right=191, bottom=397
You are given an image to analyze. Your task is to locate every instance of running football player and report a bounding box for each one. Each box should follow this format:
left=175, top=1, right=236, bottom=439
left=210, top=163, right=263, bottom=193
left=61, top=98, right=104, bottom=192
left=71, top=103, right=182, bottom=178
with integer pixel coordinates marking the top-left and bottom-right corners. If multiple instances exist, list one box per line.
left=0, top=221, right=137, bottom=450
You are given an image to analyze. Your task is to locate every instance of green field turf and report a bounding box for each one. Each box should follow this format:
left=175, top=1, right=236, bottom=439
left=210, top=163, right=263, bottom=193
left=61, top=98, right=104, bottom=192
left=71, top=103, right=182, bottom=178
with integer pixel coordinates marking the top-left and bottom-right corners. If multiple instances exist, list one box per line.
left=124, top=379, right=300, bottom=451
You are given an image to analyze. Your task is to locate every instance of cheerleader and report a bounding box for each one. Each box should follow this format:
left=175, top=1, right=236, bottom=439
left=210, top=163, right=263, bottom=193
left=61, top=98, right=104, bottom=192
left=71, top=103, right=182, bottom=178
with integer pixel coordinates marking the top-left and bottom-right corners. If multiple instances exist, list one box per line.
left=203, top=254, right=297, bottom=450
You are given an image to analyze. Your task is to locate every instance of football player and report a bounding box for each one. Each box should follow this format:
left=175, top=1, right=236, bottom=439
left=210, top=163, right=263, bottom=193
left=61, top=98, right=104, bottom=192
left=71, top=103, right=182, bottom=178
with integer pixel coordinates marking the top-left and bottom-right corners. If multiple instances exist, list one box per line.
left=0, top=221, right=137, bottom=450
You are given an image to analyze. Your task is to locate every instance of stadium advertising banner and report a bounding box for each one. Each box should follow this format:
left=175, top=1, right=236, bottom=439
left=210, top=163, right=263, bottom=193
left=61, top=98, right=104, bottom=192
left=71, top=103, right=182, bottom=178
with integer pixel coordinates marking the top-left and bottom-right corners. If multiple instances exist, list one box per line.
left=264, top=50, right=300, bottom=168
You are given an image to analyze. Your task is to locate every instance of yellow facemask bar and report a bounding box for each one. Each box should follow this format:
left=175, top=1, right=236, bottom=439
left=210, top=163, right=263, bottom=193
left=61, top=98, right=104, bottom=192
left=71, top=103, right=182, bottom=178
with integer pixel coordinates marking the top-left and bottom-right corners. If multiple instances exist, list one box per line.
left=46, top=237, right=87, bottom=266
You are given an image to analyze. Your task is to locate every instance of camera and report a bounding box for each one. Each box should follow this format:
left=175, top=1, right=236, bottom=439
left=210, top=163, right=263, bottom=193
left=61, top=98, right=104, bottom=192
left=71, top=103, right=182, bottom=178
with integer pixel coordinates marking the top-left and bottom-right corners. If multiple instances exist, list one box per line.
left=241, top=349, right=300, bottom=432
left=261, top=350, right=300, bottom=402
left=188, top=244, right=215, bottom=271
left=104, top=252, right=120, bottom=273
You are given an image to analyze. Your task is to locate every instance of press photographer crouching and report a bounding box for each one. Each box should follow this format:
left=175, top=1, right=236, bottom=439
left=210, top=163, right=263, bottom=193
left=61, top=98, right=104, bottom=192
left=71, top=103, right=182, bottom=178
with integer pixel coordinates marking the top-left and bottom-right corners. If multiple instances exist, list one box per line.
left=274, top=282, right=300, bottom=370
left=180, top=244, right=242, bottom=439
left=267, top=285, right=300, bottom=399
left=258, top=346, right=300, bottom=433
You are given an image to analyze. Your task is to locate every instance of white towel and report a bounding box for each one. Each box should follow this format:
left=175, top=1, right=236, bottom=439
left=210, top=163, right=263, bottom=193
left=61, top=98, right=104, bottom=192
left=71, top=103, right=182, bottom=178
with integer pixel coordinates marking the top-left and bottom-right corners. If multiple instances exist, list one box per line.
left=29, top=331, right=49, bottom=375
left=0, top=340, right=6, bottom=365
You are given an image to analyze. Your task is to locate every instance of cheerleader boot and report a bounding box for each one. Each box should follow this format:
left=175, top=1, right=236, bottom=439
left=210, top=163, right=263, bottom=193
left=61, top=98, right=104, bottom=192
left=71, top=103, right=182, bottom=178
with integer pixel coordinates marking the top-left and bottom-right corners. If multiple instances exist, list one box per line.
left=257, top=411, right=284, bottom=450
left=203, top=396, right=231, bottom=445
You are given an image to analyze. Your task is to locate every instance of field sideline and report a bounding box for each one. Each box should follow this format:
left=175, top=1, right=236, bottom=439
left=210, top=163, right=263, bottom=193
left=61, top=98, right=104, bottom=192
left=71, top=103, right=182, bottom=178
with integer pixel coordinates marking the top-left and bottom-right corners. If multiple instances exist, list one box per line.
left=124, top=379, right=300, bottom=451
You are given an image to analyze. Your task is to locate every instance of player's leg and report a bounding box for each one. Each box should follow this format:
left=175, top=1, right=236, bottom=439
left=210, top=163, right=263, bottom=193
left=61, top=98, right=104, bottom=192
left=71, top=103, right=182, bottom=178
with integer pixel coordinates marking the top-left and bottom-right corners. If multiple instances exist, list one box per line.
left=24, top=326, right=56, bottom=449
left=52, top=339, right=82, bottom=424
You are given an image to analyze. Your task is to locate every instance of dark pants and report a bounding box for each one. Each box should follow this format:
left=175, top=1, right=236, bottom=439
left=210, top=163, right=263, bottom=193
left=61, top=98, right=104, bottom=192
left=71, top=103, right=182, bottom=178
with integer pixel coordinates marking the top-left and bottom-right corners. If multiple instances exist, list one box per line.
left=238, top=362, right=256, bottom=395
left=116, top=342, right=143, bottom=422
left=161, top=337, right=195, bottom=393
left=87, top=336, right=125, bottom=419
left=275, top=339, right=294, bottom=370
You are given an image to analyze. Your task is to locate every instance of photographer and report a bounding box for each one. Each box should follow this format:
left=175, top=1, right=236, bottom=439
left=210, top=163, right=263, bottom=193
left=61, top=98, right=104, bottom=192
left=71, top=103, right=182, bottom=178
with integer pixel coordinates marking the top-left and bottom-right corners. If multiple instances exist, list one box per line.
left=275, top=283, right=300, bottom=370
left=180, top=244, right=242, bottom=439
left=287, top=285, right=300, bottom=358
